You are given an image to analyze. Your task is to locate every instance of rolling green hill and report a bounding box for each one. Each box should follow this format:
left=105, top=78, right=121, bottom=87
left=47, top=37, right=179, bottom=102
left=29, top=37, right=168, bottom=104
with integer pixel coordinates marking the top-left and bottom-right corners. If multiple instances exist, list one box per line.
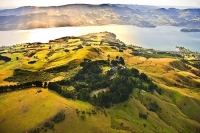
left=0, top=32, right=199, bottom=133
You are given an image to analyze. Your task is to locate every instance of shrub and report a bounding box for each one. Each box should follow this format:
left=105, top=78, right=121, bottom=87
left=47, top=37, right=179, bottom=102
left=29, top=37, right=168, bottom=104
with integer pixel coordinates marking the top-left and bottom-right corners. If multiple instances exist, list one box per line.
left=28, top=61, right=36, bottom=64
left=139, top=113, right=148, bottom=119
left=91, top=110, right=97, bottom=115
left=52, top=112, right=65, bottom=123
left=149, top=102, right=160, bottom=112
left=76, top=109, right=80, bottom=114
left=143, top=124, right=146, bottom=127
left=111, top=46, right=117, bottom=50
left=78, top=45, right=83, bottom=49
left=37, top=89, right=42, bottom=93
left=80, top=115, right=85, bottom=120
left=43, top=122, right=54, bottom=129
left=64, top=49, right=70, bottom=52
left=30, top=129, right=40, bottom=133
left=82, top=111, right=85, bottom=114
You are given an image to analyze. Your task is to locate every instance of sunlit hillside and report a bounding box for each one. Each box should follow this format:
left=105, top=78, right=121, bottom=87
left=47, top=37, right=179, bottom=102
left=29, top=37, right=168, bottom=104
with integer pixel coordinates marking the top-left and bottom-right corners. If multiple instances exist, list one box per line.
left=0, top=32, right=199, bottom=133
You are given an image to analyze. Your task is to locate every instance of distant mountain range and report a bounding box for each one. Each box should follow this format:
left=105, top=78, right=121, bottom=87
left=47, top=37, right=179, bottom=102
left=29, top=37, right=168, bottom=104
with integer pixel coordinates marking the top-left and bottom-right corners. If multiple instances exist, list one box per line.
left=0, top=4, right=199, bottom=31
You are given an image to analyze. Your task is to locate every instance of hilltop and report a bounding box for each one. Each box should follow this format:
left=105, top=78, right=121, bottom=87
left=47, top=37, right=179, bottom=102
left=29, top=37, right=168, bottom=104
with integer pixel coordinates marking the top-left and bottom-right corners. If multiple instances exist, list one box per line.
left=0, top=32, right=200, bottom=133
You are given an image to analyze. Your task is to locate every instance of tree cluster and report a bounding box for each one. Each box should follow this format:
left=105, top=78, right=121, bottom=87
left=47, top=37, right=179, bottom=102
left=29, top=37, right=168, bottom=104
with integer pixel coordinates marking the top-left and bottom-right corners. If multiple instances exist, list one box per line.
left=48, top=82, right=76, bottom=99
left=0, top=81, right=43, bottom=93
left=72, top=45, right=83, bottom=51
left=111, top=56, right=125, bottom=66
left=47, top=59, right=161, bottom=108
left=0, top=55, right=11, bottom=62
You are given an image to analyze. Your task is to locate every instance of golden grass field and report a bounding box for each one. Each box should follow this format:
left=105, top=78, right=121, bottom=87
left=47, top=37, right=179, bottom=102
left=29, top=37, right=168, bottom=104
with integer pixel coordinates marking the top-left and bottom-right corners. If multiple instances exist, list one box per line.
left=0, top=88, right=128, bottom=133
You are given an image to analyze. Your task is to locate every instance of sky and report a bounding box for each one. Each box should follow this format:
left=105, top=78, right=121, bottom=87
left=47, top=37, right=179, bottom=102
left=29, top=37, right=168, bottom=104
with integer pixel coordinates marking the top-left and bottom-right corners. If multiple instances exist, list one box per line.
left=1, top=0, right=200, bottom=9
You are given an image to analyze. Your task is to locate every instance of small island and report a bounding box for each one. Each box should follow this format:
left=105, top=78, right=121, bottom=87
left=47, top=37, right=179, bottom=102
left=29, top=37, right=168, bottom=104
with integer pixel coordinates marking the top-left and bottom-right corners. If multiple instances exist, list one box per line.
left=139, top=25, right=156, bottom=28
left=180, top=28, right=200, bottom=32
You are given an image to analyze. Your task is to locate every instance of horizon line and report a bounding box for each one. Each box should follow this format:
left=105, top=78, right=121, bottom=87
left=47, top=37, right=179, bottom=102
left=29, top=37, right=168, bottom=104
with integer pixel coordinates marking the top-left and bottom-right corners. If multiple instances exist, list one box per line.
left=0, top=3, right=200, bottom=10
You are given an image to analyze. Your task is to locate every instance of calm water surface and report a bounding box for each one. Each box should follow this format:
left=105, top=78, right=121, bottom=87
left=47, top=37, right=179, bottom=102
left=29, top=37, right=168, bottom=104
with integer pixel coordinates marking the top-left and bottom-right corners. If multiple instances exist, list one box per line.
left=0, top=25, right=199, bottom=52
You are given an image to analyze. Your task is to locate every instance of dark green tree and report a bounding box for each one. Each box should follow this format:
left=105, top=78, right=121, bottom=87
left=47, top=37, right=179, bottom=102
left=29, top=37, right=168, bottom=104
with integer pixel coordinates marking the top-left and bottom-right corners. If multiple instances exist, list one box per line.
left=44, top=82, right=47, bottom=88
left=130, top=68, right=139, bottom=77
left=78, top=88, right=90, bottom=101
left=119, top=57, right=125, bottom=65
left=140, top=73, right=148, bottom=81
left=111, top=60, right=118, bottom=66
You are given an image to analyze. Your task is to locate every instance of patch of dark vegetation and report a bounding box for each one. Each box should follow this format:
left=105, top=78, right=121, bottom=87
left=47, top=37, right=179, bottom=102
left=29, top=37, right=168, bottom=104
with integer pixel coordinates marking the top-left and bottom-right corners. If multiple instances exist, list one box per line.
left=181, top=59, right=200, bottom=72
left=139, top=113, right=148, bottom=119
left=148, top=102, right=161, bottom=112
left=64, top=49, right=70, bottom=52
left=120, top=122, right=124, bottom=127
left=83, top=58, right=91, bottom=62
left=50, top=36, right=79, bottom=43
left=0, top=55, right=11, bottom=62
left=91, top=110, right=97, bottom=115
left=119, top=49, right=123, bottom=52
left=191, top=69, right=200, bottom=77
left=111, top=56, right=125, bottom=66
left=0, top=81, right=43, bottom=93
left=170, top=61, right=190, bottom=71
left=44, top=59, right=80, bottom=73
left=43, top=121, right=54, bottom=129
left=143, top=124, right=147, bottom=127
left=43, top=82, right=47, bottom=88
left=28, top=60, right=37, bottom=64
left=0, top=51, right=7, bottom=54
left=37, top=89, right=42, bottom=93
left=75, top=108, right=106, bottom=120
left=110, top=46, right=118, bottom=50
left=109, top=43, right=121, bottom=48
left=46, top=50, right=55, bottom=57
left=132, top=51, right=177, bottom=59
left=82, top=111, right=85, bottom=114
left=80, top=115, right=85, bottom=120
left=4, top=59, right=80, bottom=84
left=72, top=45, right=83, bottom=51
left=24, top=50, right=37, bottom=58
left=85, top=44, right=92, bottom=46
left=76, top=109, right=80, bottom=115
left=109, top=43, right=127, bottom=51
left=119, top=47, right=127, bottom=50
left=48, top=82, right=76, bottom=99
left=80, top=59, right=108, bottom=67
left=52, top=112, right=65, bottom=123
left=89, top=48, right=102, bottom=54
left=30, top=128, right=41, bottom=133
left=4, top=69, right=58, bottom=83
left=192, top=62, right=200, bottom=70
left=29, top=112, right=65, bottom=133
left=48, top=58, right=161, bottom=108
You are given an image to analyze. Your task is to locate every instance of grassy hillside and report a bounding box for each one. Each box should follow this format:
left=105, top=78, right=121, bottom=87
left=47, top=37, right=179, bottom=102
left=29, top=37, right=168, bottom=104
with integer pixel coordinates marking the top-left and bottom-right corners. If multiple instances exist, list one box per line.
left=0, top=32, right=200, bottom=133
left=0, top=88, right=122, bottom=133
left=0, top=88, right=199, bottom=133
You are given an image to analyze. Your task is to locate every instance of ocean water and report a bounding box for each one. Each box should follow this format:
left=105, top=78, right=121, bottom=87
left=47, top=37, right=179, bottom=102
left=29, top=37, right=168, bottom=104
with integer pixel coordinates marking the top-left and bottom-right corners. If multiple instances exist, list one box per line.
left=0, top=25, right=200, bottom=52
